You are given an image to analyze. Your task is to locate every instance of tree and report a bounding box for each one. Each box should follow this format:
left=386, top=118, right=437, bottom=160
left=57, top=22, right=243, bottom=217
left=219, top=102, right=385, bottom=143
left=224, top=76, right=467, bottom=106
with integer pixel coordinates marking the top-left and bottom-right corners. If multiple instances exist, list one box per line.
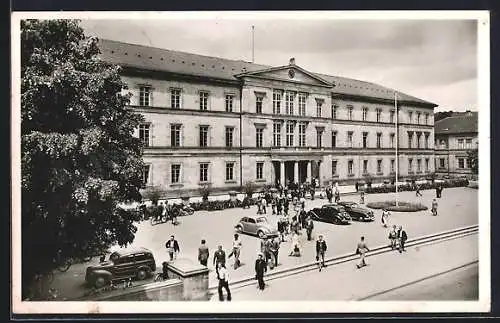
left=434, top=110, right=454, bottom=122
left=21, top=20, right=145, bottom=298
left=467, top=148, right=478, bottom=175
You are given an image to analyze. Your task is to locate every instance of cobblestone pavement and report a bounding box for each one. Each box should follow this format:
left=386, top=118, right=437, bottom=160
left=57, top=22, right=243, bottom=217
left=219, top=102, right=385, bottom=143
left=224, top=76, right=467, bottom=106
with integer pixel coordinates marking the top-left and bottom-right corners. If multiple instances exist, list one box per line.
left=45, top=187, right=478, bottom=300
left=210, top=233, right=478, bottom=301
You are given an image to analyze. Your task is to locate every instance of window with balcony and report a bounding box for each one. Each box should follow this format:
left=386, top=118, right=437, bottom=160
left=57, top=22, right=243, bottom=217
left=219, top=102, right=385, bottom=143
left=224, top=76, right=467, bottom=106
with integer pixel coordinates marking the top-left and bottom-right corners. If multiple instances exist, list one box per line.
left=376, top=133, right=382, bottom=148
left=139, top=124, right=150, bottom=147
left=199, top=125, right=209, bottom=147
left=316, top=129, right=323, bottom=148
left=417, top=133, right=422, bottom=149
left=298, top=123, right=306, bottom=147
left=226, top=162, right=234, bottom=181
left=363, top=160, right=368, bottom=174
left=425, top=158, right=430, bottom=172
left=199, top=91, right=209, bottom=111
left=390, top=133, right=395, bottom=148
left=273, top=122, right=282, bottom=147
left=347, top=131, right=353, bottom=148
left=285, top=91, right=295, bottom=115
left=273, top=90, right=282, bottom=114
left=425, top=113, right=429, bottom=125
left=439, top=158, right=445, bottom=169
left=376, top=108, right=382, bottom=122
left=348, top=105, right=353, bottom=120
left=331, top=131, right=337, bottom=148
left=408, top=132, right=414, bottom=149
left=332, top=104, right=338, bottom=119
left=256, top=128, right=263, bottom=148
left=139, top=86, right=151, bottom=107
left=417, top=159, right=422, bottom=172
left=408, top=158, right=413, bottom=172
left=425, top=133, right=430, bottom=149
left=298, top=93, right=307, bottom=116
left=170, top=88, right=181, bottom=109
left=348, top=160, right=354, bottom=176
left=316, top=100, right=323, bottom=117
left=225, top=127, right=234, bottom=148
left=256, top=95, right=263, bottom=114
left=171, top=124, right=182, bottom=147
left=362, top=132, right=368, bottom=148
left=225, top=94, right=234, bottom=112
left=286, top=121, right=294, bottom=147
left=256, top=162, right=264, bottom=180
left=408, top=111, right=413, bottom=123
left=199, top=163, right=209, bottom=182
left=141, top=165, right=150, bottom=188
left=390, top=110, right=395, bottom=123
left=332, top=160, right=338, bottom=176
left=377, top=159, right=383, bottom=173
left=171, top=164, right=181, bottom=184
left=362, top=107, right=368, bottom=121
left=417, top=112, right=421, bottom=124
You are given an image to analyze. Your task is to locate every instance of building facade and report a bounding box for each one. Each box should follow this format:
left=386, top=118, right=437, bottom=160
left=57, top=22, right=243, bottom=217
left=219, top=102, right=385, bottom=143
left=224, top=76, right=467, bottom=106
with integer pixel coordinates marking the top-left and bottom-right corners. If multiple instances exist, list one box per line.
left=434, top=111, right=478, bottom=178
left=99, top=39, right=437, bottom=197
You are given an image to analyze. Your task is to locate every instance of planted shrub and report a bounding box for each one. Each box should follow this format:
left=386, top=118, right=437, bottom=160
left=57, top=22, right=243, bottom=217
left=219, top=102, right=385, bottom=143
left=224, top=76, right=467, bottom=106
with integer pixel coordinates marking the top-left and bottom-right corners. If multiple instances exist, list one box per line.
left=141, top=185, right=165, bottom=205
left=199, top=183, right=212, bottom=202
left=242, top=181, right=257, bottom=198
left=366, top=200, right=428, bottom=212
left=365, top=179, right=469, bottom=194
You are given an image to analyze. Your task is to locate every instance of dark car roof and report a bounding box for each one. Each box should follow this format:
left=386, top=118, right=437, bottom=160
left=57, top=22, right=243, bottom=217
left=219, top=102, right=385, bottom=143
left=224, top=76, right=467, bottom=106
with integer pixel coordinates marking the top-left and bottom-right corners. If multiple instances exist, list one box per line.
left=338, top=201, right=356, bottom=206
left=111, top=247, right=152, bottom=257
left=322, top=204, right=345, bottom=210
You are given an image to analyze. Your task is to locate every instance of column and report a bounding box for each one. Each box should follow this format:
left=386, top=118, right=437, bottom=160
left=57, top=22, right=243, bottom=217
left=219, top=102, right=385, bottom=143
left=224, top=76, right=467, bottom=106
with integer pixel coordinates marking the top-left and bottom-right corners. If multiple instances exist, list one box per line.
left=317, top=161, right=322, bottom=188
left=294, top=161, right=299, bottom=184
left=306, top=160, right=312, bottom=183
left=280, top=161, right=285, bottom=186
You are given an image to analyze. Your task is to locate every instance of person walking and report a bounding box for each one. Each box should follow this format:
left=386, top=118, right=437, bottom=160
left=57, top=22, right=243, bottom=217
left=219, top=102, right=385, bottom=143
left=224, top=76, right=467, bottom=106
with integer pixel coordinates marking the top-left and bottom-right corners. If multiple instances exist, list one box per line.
left=216, top=262, right=231, bottom=301
left=289, top=230, right=301, bottom=257
left=326, top=185, right=333, bottom=203
left=389, top=225, right=398, bottom=250
left=415, top=184, right=422, bottom=197
left=316, top=234, right=327, bottom=271
left=198, top=239, right=209, bottom=266
left=165, top=235, right=180, bottom=261
left=334, top=188, right=340, bottom=203
left=255, top=253, right=267, bottom=290
left=356, top=236, right=370, bottom=269
left=261, top=196, right=267, bottom=214
left=398, top=226, right=408, bottom=253
left=283, top=197, right=289, bottom=216
left=381, top=209, right=390, bottom=228
left=230, top=233, right=242, bottom=269
left=213, top=245, right=226, bottom=267
left=269, top=236, right=280, bottom=268
left=306, top=216, right=314, bottom=241
left=431, top=198, right=438, bottom=216
left=360, top=190, right=365, bottom=204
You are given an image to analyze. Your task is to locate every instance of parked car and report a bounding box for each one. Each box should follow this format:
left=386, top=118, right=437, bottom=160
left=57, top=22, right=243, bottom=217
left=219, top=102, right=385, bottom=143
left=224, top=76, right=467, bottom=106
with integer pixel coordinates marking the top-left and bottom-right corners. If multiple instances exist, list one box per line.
left=337, top=201, right=375, bottom=222
left=85, top=247, right=156, bottom=288
left=307, top=204, right=351, bottom=225
left=235, top=215, right=279, bottom=238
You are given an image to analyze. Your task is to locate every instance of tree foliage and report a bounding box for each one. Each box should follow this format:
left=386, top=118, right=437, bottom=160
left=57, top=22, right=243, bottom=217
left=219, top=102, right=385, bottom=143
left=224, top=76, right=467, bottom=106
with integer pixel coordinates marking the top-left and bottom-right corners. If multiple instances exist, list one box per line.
left=21, top=19, right=145, bottom=297
left=434, top=110, right=454, bottom=122
left=467, top=148, right=479, bottom=175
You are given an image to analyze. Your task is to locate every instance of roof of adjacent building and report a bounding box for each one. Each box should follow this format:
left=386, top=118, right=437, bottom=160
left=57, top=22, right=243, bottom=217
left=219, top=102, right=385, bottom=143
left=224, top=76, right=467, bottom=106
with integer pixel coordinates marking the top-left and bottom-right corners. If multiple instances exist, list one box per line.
left=97, top=39, right=437, bottom=107
left=434, top=112, right=478, bottom=135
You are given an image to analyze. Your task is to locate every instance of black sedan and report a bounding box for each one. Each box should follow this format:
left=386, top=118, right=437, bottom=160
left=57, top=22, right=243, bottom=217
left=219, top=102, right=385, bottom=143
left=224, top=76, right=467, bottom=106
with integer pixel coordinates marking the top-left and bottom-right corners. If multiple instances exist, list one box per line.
left=307, top=204, right=351, bottom=225
left=337, top=201, right=375, bottom=222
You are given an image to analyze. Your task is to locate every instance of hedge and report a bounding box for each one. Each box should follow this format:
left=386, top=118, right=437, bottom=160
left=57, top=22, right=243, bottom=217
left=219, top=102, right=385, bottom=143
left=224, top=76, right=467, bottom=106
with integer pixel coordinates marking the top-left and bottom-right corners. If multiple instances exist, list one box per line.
left=365, top=179, right=469, bottom=194
left=366, top=201, right=428, bottom=212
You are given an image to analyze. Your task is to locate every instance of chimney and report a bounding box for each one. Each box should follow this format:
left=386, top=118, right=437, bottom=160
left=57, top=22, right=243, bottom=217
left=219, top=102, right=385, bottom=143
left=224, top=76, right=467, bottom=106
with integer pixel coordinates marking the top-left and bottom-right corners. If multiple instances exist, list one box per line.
left=289, top=57, right=295, bottom=66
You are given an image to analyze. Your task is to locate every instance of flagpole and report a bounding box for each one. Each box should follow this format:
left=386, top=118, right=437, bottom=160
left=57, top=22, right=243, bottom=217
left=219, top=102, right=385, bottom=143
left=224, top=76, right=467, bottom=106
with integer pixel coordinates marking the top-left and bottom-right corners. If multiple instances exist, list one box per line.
left=251, top=25, right=255, bottom=63
left=395, top=91, right=399, bottom=207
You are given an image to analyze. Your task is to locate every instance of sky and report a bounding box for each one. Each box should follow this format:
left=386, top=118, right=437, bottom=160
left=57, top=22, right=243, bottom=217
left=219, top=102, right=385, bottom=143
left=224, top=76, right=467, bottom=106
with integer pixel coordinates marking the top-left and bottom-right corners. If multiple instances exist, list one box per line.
left=80, top=16, right=479, bottom=112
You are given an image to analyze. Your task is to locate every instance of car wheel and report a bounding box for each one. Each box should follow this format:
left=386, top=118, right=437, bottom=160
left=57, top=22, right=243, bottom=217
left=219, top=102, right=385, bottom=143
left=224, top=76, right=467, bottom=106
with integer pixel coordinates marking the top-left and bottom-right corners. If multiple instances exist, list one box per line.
left=94, top=276, right=106, bottom=288
left=257, top=230, right=266, bottom=239
left=136, top=269, right=147, bottom=281
left=235, top=225, right=243, bottom=233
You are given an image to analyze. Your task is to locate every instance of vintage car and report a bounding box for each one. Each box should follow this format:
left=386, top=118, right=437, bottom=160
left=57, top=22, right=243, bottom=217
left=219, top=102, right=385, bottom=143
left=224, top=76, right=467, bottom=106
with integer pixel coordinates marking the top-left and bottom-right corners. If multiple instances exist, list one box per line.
left=235, top=215, right=279, bottom=238
left=85, top=247, right=156, bottom=288
left=337, top=201, right=375, bottom=222
left=306, top=204, right=351, bottom=225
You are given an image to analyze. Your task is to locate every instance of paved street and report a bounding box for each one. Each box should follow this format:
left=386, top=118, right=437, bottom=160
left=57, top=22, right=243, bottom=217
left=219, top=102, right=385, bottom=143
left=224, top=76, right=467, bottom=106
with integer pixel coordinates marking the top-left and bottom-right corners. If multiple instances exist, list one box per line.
left=209, top=233, right=478, bottom=301
left=47, top=186, right=478, bottom=300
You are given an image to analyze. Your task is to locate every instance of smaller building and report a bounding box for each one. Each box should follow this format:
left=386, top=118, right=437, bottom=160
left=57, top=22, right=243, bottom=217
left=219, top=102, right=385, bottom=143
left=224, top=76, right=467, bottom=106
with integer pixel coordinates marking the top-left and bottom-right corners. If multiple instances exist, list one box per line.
left=434, top=111, right=478, bottom=178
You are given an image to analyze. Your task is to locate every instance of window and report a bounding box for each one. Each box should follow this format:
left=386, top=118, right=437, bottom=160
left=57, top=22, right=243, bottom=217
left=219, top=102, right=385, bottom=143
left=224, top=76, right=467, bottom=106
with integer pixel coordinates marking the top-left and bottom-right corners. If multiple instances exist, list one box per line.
left=225, top=95, right=234, bottom=112
left=390, top=159, right=395, bottom=173
left=256, top=128, right=263, bottom=148
left=298, top=93, right=307, bottom=116
left=225, top=127, right=234, bottom=148
left=171, top=88, right=181, bottom=109
left=332, top=104, right=338, bottom=119
left=425, top=158, right=430, bottom=172
left=425, top=113, right=429, bottom=125
left=348, top=160, right=354, bottom=175
left=376, top=108, right=382, bottom=122
left=425, top=133, right=429, bottom=149
left=171, top=124, right=182, bottom=147
left=171, top=164, right=181, bottom=184
left=362, top=132, right=368, bottom=148
left=199, top=125, right=209, bottom=147
left=458, top=158, right=466, bottom=169
left=417, top=133, right=422, bottom=149
left=273, top=90, right=282, bottom=114
left=256, top=95, right=263, bottom=114
left=390, top=110, right=395, bottom=123
left=139, top=124, right=150, bottom=147
left=199, top=91, right=209, bottom=111
left=316, top=100, right=323, bottom=117
left=362, top=107, right=368, bottom=121
left=416, top=112, right=421, bottom=124
left=347, top=131, right=353, bottom=148
left=298, top=123, right=306, bottom=147
left=142, top=165, right=150, bottom=187
left=285, top=91, right=294, bottom=115
left=408, top=132, right=413, bottom=149
left=408, top=111, right=413, bottom=123
left=139, top=86, right=151, bottom=107
left=332, top=160, right=338, bottom=175
left=390, top=133, right=395, bottom=148
left=417, top=159, right=422, bottom=172
left=408, top=158, right=413, bottom=172
left=316, top=129, right=323, bottom=148
left=458, top=139, right=464, bottom=149
left=348, top=105, right=353, bottom=120
left=226, top=162, right=234, bottom=181
left=256, top=162, right=264, bottom=180
left=465, top=138, right=473, bottom=149
left=376, top=133, right=382, bottom=148
left=199, top=163, right=209, bottom=182
left=363, top=160, right=368, bottom=174
left=331, top=131, right=337, bottom=148
left=286, top=121, right=294, bottom=147
left=273, top=121, right=281, bottom=147
left=377, top=159, right=382, bottom=173
left=439, top=158, right=445, bottom=168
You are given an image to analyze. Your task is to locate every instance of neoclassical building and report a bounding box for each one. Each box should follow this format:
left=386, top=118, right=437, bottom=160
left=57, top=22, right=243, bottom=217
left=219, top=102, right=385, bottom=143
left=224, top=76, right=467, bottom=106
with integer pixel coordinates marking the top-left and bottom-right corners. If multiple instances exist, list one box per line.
left=98, top=39, right=437, bottom=197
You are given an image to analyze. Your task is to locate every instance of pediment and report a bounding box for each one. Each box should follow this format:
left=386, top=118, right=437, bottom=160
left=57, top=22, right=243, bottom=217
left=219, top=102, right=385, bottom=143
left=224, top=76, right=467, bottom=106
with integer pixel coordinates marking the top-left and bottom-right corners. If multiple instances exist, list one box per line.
left=236, top=65, right=333, bottom=88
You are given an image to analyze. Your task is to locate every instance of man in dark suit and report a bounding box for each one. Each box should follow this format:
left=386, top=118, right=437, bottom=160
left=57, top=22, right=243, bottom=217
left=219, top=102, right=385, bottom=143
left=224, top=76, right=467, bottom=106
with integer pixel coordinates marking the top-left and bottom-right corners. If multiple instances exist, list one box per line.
left=165, top=235, right=180, bottom=261
left=255, top=253, right=267, bottom=290
left=397, top=226, right=408, bottom=253
left=213, top=245, right=226, bottom=267
left=197, top=239, right=209, bottom=266
left=316, top=235, right=327, bottom=271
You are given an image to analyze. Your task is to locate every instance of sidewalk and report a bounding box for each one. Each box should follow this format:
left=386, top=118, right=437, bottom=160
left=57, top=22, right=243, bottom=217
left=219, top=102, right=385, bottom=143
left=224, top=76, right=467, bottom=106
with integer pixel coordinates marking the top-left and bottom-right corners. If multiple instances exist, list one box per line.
left=210, top=234, right=478, bottom=301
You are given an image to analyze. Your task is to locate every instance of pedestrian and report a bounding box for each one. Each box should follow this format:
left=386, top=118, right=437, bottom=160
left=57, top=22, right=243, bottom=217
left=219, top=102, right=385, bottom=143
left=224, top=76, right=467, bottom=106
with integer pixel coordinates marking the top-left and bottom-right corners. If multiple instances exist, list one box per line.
left=306, top=216, right=314, bottom=241
left=316, top=234, right=327, bottom=271
left=397, top=226, right=408, bottom=253
left=264, top=236, right=274, bottom=268
left=431, top=198, right=438, bottom=216
left=299, top=208, right=307, bottom=229
left=165, top=235, right=180, bottom=261
left=355, top=182, right=359, bottom=192
left=277, top=215, right=286, bottom=242
left=159, top=202, right=166, bottom=221
left=334, top=189, right=340, bottom=203
left=438, top=185, right=443, bottom=198
left=213, top=245, right=226, bottom=267
left=381, top=208, right=390, bottom=228
left=271, top=196, right=276, bottom=215
left=277, top=197, right=283, bottom=215
left=388, top=225, right=398, bottom=250
left=415, top=184, right=422, bottom=197
left=216, top=262, right=231, bottom=301
left=283, top=198, right=289, bottom=216
left=255, top=253, right=267, bottom=290
left=300, top=195, right=306, bottom=210
left=269, top=236, right=280, bottom=268
left=229, top=233, right=242, bottom=269
left=360, top=190, right=365, bottom=204
left=356, top=236, right=370, bottom=269
left=326, top=186, right=333, bottom=203
left=289, top=230, right=301, bottom=257
left=198, top=239, right=209, bottom=266
left=261, top=196, right=267, bottom=214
